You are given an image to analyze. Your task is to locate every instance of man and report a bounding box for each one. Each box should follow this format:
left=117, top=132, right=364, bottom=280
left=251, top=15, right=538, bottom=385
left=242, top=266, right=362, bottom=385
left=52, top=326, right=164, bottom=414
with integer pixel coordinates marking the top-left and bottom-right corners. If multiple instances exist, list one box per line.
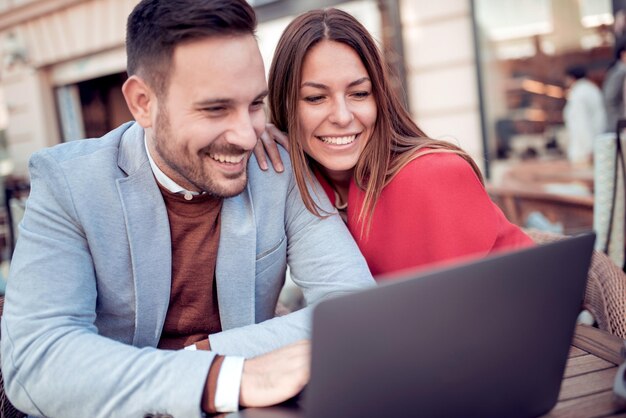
left=603, top=42, right=626, bottom=133
left=563, top=65, right=606, bottom=165
left=0, top=1, right=374, bottom=417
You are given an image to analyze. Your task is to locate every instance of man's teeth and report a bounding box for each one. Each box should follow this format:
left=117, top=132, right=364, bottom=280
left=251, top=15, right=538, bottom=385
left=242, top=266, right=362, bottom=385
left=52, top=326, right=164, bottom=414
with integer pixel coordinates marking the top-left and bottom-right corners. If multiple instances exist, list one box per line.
left=319, top=135, right=357, bottom=145
left=208, top=153, right=245, bottom=164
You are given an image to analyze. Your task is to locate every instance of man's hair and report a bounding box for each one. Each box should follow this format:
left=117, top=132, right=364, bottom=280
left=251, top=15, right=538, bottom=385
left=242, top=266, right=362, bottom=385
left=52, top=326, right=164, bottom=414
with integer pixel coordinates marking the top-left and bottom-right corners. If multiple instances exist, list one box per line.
left=126, top=0, right=256, bottom=96
left=565, top=66, right=586, bottom=80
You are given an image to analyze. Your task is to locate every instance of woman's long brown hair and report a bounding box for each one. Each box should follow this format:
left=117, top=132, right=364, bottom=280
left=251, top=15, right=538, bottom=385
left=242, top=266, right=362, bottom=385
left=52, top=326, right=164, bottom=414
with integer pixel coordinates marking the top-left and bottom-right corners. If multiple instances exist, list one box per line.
left=268, top=8, right=482, bottom=237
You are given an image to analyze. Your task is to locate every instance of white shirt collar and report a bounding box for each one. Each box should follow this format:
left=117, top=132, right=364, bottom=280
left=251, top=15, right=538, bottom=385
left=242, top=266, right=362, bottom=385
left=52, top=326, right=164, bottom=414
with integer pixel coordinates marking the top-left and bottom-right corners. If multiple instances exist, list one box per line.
left=144, top=133, right=202, bottom=197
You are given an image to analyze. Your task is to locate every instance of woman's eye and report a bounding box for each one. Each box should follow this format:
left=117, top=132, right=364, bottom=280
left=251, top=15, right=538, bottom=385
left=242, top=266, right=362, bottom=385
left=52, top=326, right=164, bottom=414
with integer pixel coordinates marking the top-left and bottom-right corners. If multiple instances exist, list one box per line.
left=352, top=91, right=371, bottom=99
left=304, top=95, right=324, bottom=103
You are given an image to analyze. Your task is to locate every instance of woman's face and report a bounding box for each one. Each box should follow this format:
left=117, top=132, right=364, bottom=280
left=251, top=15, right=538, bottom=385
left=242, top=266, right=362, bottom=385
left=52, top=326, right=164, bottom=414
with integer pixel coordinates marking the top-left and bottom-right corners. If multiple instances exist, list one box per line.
left=297, top=40, right=377, bottom=176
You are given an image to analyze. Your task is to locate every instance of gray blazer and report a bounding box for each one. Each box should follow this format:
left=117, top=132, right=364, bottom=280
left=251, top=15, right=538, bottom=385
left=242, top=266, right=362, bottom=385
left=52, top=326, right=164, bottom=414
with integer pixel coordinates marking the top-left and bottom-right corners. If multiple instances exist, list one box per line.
left=1, top=122, right=374, bottom=418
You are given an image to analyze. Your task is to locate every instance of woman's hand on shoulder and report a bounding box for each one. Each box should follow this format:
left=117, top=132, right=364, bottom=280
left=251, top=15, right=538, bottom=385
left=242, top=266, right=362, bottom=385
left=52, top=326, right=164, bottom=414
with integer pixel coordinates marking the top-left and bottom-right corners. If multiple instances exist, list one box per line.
left=254, top=123, right=290, bottom=173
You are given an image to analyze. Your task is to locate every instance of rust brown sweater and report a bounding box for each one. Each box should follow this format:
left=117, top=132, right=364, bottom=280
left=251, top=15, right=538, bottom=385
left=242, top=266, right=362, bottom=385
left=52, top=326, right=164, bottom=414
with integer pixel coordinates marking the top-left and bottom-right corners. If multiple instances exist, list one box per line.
left=156, top=185, right=225, bottom=413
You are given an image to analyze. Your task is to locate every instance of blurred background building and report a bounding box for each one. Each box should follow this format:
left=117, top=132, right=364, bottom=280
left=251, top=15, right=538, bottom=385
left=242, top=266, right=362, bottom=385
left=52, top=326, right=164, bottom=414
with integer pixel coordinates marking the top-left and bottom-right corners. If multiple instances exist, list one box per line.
left=0, top=0, right=621, bottom=264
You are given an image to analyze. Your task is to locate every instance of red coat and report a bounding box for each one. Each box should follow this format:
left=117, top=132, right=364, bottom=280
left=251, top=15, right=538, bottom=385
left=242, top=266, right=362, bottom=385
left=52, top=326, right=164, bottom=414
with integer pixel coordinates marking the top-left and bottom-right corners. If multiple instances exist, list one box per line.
left=317, top=152, right=534, bottom=279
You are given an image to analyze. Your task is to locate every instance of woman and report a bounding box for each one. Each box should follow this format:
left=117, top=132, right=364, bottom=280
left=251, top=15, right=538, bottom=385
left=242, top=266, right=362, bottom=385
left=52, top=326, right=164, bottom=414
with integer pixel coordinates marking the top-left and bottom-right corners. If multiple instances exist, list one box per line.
left=262, top=8, right=532, bottom=277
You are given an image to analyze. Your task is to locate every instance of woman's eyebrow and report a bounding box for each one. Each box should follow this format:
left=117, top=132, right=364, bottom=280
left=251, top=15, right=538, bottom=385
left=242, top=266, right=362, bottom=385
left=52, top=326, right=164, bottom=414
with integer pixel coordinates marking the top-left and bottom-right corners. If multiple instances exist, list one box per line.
left=301, top=77, right=370, bottom=89
left=347, top=77, right=371, bottom=88
left=301, top=81, right=328, bottom=89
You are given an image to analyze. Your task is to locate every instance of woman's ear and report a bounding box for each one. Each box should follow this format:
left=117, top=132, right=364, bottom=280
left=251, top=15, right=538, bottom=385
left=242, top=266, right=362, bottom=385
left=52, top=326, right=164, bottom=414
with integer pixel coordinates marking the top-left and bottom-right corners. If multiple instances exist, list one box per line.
left=122, top=75, right=155, bottom=128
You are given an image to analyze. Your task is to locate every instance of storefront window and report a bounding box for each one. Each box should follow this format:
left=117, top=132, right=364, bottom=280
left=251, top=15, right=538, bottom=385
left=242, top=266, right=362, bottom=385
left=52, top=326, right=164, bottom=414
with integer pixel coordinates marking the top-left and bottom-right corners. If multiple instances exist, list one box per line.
left=0, top=0, right=44, bottom=12
left=256, top=0, right=381, bottom=75
left=474, top=0, right=614, bottom=162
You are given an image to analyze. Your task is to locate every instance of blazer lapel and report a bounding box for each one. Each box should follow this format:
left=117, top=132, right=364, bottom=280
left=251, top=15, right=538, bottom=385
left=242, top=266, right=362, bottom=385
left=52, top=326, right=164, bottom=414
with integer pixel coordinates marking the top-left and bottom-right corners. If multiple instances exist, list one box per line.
left=216, top=189, right=256, bottom=329
left=116, top=124, right=172, bottom=347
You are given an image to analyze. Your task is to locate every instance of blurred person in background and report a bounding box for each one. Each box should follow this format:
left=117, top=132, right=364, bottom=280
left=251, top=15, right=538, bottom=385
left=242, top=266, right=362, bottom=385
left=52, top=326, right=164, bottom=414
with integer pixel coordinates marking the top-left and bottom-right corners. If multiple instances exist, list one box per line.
left=563, top=65, right=606, bottom=166
left=603, top=41, right=626, bottom=133
left=259, top=8, right=533, bottom=279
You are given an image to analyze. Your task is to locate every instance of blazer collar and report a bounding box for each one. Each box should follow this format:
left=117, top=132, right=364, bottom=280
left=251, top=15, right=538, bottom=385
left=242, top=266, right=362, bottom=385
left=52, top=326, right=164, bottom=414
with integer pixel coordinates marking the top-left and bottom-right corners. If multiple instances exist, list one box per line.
left=117, top=122, right=149, bottom=176
left=116, top=122, right=172, bottom=347
left=216, top=190, right=256, bottom=329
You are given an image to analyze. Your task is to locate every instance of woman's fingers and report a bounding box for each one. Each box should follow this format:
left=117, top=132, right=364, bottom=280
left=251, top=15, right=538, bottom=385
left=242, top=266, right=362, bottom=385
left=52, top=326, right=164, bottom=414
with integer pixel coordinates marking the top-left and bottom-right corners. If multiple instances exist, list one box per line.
left=253, top=125, right=290, bottom=172
left=259, top=129, right=284, bottom=172
left=253, top=137, right=270, bottom=171
left=267, top=123, right=290, bottom=151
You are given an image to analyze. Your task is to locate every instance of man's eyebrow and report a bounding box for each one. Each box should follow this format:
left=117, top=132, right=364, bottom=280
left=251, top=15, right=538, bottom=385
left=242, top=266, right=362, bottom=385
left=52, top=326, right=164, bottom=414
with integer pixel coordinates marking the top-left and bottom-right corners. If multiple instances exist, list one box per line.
left=195, top=98, right=233, bottom=107
left=254, top=90, right=269, bottom=101
left=194, top=90, right=269, bottom=107
left=301, top=77, right=371, bottom=89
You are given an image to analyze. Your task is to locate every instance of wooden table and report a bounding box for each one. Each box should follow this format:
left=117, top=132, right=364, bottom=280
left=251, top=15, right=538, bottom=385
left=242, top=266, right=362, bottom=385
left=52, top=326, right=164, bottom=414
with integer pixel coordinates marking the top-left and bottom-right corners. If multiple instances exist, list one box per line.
left=543, top=325, right=626, bottom=417
left=487, top=158, right=595, bottom=235
left=498, top=159, right=594, bottom=190
left=232, top=325, right=626, bottom=418
left=487, top=183, right=594, bottom=234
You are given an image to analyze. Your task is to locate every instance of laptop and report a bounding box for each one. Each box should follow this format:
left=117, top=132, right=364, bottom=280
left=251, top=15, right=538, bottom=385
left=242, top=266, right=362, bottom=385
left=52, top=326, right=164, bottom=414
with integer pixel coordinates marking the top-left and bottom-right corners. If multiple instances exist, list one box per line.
left=302, top=233, right=595, bottom=418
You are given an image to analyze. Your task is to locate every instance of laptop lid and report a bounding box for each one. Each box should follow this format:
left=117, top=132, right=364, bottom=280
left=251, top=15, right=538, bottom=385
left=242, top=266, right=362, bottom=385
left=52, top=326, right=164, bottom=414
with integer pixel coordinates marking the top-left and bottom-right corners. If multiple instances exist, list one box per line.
left=305, top=233, right=595, bottom=418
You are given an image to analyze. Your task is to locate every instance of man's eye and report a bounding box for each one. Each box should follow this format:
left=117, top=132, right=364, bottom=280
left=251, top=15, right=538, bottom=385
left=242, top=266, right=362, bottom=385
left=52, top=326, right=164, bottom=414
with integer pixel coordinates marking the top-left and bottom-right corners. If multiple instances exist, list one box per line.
left=204, top=107, right=226, bottom=113
left=251, top=100, right=265, bottom=109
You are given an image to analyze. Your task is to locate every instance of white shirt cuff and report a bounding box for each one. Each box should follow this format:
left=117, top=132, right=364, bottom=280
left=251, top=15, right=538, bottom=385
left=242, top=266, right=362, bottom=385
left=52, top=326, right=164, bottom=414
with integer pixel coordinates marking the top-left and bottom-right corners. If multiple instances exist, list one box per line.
left=214, top=356, right=245, bottom=413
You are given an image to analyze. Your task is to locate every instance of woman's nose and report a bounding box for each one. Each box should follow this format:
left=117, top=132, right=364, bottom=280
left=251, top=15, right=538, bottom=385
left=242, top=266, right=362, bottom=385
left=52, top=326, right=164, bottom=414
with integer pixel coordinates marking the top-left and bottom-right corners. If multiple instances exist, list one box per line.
left=328, top=99, right=354, bottom=126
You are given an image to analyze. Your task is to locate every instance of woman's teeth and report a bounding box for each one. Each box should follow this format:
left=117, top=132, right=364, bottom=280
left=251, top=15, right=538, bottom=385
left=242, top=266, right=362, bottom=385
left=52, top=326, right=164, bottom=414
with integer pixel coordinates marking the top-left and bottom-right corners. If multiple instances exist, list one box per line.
left=208, top=153, right=245, bottom=164
left=318, top=135, right=357, bottom=145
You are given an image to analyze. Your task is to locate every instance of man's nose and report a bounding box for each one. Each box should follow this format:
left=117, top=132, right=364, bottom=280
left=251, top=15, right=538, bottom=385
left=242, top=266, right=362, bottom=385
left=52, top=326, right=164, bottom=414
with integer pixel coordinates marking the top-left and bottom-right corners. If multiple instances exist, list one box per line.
left=225, top=111, right=259, bottom=151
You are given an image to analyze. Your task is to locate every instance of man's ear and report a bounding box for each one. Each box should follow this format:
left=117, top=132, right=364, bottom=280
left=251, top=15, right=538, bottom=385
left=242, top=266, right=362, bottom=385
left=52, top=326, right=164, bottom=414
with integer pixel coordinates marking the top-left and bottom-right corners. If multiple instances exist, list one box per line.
left=122, top=75, right=156, bottom=128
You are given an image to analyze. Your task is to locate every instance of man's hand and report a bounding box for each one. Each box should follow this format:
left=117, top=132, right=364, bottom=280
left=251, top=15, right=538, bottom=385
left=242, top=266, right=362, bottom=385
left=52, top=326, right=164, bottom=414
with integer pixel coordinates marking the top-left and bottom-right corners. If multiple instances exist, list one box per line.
left=253, top=123, right=290, bottom=172
left=239, top=340, right=310, bottom=407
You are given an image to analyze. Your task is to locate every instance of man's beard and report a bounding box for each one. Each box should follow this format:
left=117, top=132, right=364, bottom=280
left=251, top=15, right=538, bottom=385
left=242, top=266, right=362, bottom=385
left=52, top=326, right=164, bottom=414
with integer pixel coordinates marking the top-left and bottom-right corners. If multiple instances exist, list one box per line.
left=151, top=106, right=249, bottom=198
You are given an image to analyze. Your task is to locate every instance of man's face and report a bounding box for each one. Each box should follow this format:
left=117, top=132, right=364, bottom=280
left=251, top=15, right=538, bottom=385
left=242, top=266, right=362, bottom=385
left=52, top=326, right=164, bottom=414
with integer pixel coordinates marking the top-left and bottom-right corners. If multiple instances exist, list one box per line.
left=148, top=34, right=267, bottom=197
